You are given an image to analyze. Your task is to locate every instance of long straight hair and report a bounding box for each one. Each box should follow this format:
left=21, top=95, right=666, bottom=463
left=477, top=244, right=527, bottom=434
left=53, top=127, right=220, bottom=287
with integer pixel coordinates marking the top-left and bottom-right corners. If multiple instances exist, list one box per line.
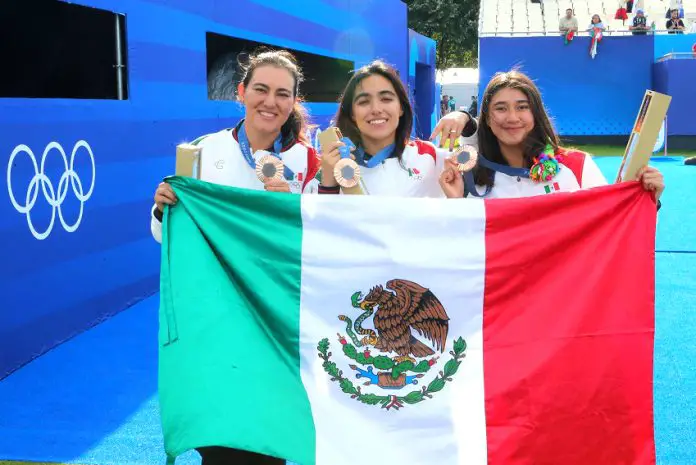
left=334, top=60, right=413, bottom=161
left=238, top=48, right=311, bottom=144
left=474, top=70, right=560, bottom=187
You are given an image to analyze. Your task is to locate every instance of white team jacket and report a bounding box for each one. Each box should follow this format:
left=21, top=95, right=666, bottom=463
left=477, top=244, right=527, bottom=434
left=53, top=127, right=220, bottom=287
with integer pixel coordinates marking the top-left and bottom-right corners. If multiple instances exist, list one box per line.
left=150, top=127, right=320, bottom=243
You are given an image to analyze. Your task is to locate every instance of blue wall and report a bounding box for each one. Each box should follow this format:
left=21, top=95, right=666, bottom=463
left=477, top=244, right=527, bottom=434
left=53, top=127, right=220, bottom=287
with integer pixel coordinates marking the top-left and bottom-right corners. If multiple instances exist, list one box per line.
left=480, top=35, right=655, bottom=136
left=653, top=60, right=696, bottom=136
left=0, top=0, right=414, bottom=378
left=654, top=34, right=696, bottom=60
left=408, top=30, right=438, bottom=139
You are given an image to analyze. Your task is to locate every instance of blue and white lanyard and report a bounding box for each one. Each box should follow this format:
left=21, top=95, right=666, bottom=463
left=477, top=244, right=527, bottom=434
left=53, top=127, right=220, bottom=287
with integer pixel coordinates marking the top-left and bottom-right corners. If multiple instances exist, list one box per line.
left=463, top=156, right=531, bottom=198
left=338, top=137, right=395, bottom=168
left=237, top=122, right=294, bottom=180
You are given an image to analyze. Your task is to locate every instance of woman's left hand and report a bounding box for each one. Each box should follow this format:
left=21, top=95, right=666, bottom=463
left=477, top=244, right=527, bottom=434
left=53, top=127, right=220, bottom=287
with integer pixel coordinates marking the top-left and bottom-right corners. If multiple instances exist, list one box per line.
left=264, top=178, right=291, bottom=193
left=439, top=158, right=465, bottom=199
left=430, top=111, right=470, bottom=151
left=636, top=166, right=665, bottom=201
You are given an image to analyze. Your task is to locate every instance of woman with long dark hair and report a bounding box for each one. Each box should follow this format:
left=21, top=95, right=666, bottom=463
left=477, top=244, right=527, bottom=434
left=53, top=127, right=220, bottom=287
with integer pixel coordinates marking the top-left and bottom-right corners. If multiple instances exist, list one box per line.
left=438, top=70, right=665, bottom=201
left=150, top=48, right=320, bottom=243
left=318, top=60, right=474, bottom=197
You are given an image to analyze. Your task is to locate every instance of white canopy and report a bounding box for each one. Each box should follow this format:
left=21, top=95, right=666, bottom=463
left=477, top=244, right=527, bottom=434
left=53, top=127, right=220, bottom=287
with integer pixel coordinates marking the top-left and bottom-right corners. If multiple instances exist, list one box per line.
left=437, top=68, right=479, bottom=85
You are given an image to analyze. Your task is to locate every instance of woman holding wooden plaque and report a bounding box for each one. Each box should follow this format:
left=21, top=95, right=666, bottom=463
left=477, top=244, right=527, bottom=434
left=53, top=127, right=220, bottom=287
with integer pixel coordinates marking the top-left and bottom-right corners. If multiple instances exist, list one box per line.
left=150, top=49, right=319, bottom=465
left=438, top=70, right=665, bottom=202
left=150, top=49, right=321, bottom=244
left=317, top=60, right=478, bottom=197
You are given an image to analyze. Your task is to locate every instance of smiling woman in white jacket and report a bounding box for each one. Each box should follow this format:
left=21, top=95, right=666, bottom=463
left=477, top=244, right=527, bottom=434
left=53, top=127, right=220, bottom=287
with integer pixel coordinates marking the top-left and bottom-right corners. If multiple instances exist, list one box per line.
left=150, top=49, right=320, bottom=244
left=438, top=70, right=665, bottom=203
left=316, top=60, right=479, bottom=198
left=148, top=49, right=319, bottom=465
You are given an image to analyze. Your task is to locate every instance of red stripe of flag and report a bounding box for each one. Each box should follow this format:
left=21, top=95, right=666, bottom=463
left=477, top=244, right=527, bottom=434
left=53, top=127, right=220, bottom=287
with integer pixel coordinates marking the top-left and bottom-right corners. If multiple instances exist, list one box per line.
left=483, top=182, right=656, bottom=464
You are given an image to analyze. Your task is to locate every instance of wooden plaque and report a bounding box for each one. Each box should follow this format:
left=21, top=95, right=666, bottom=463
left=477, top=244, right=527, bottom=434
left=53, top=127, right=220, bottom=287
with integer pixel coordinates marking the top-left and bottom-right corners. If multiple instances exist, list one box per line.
left=175, top=143, right=202, bottom=179
left=615, top=90, right=672, bottom=183
left=318, top=127, right=365, bottom=195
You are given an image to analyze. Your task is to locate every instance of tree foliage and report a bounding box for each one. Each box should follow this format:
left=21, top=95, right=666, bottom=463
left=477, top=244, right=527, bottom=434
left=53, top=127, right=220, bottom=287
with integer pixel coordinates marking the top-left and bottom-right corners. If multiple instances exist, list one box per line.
left=405, top=0, right=480, bottom=69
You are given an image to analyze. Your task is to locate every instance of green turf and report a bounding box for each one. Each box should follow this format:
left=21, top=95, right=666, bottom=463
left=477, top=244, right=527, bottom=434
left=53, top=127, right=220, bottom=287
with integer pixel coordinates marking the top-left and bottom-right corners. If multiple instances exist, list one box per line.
left=0, top=461, right=93, bottom=465
left=0, top=460, right=93, bottom=465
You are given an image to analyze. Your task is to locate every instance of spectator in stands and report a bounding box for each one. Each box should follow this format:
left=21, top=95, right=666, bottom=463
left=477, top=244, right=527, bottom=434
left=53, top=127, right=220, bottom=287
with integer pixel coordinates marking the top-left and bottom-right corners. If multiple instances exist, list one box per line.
left=588, top=14, right=606, bottom=31
left=469, top=96, right=478, bottom=117
left=630, top=9, right=650, bottom=34
left=559, top=9, right=579, bottom=34
left=615, top=2, right=629, bottom=25
left=449, top=96, right=456, bottom=113
left=666, top=9, right=686, bottom=33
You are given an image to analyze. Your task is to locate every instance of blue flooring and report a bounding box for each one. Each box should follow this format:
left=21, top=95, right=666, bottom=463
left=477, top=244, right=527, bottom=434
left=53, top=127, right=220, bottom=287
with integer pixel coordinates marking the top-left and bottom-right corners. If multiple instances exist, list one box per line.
left=0, top=156, right=694, bottom=464
left=594, top=156, right=696, bottom=253
left=0, top=294, right=198, bottom=465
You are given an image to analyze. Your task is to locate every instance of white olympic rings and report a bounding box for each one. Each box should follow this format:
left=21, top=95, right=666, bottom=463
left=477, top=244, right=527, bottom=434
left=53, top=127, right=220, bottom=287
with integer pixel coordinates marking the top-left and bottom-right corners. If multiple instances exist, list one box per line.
left=7, top=140, right=96, bottom=240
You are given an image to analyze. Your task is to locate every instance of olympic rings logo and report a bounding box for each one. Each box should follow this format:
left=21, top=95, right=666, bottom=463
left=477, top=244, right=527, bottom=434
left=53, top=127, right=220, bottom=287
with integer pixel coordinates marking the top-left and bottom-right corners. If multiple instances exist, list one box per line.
left=7, top=140, right=96, bottom=240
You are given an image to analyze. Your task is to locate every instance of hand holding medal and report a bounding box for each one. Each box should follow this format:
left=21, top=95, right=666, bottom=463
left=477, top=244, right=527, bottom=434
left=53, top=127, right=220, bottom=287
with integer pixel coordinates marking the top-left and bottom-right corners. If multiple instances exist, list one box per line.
left=439, top=145, right=477, bottom=199
left=319, top=127, right=361, bottom=188
left=238, top=121, right=294, bottom=191
left=450, top=144, right=479, bottom=173
left=318, top=127, right=364, bottom=195
left=333, top=138, right=361, bottom=188
left=255, top=153, right=286, bottom=183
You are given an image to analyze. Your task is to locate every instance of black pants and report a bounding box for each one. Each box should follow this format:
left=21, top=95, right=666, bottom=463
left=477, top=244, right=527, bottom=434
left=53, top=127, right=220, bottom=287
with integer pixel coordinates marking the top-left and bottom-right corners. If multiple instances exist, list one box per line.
left=198, top=447, right=284, bottom=465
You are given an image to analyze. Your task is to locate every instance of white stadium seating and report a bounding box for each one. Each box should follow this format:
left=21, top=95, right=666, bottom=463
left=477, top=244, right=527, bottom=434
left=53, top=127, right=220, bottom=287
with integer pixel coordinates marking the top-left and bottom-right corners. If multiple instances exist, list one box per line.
left=479, top=0, right=695, bottom=36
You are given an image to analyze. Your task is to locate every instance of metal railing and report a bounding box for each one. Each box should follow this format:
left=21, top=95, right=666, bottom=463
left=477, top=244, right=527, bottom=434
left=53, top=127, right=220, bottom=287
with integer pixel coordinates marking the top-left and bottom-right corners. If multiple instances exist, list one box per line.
left=479, top=28, right=691, bottom=36
left=114, top=14, right=125, bottom=101
left=479, top=0, right=696, bottom=38
left=657, top=52, right=696, bottom=61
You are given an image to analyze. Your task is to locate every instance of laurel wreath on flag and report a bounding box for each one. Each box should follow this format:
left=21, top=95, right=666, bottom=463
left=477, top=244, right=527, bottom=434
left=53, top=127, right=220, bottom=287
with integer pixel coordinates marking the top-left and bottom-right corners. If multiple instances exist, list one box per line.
left=317, top=336, right=467, bottom=410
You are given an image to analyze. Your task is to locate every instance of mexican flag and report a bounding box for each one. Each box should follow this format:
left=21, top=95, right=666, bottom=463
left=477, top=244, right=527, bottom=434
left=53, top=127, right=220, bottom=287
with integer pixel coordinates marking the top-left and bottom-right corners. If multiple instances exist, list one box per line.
left=158, top=177, right=657, bottom=465
left=544, top=182, right=561, bottom=193
left=590, top=27, right=603, bottom=59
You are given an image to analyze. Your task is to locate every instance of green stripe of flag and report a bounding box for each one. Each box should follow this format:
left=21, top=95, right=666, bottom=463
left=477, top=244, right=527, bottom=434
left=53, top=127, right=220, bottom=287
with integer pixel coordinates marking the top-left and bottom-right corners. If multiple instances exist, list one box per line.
left=159, top=176, right=315, bottom=464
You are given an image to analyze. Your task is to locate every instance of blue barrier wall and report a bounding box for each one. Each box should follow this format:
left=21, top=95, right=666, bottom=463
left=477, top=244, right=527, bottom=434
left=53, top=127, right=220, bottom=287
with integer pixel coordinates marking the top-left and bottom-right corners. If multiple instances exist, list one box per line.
left=654, top=34, right=696, bottom=60
left=653, top=59, right=696, bottom=136
left=479, top=35, right=655, bottom=136
left=0, top=0, right=415, bottom=378
left=408, top=30, right=438, bottom=139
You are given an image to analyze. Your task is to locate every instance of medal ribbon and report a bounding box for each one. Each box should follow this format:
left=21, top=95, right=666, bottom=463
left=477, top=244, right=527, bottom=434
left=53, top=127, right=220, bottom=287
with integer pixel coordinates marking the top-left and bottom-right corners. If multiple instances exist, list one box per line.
left=237, top=121, right=294, bottom=180
left=462, top=144, right=559, bottom=197
left=337, top=137, right=355, bottom=160
left=337, top=137, right=395, bottom=168
left=356, top=143, right=395, bottom=168
left=463, top=156, right=528, bottom=197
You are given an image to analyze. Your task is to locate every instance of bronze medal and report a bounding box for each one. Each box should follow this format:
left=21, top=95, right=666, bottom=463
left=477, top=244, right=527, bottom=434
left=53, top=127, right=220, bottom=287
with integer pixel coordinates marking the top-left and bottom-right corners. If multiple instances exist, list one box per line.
left=453, top=145, right=479, bottom=172
left=255, top=154, right=285, bottom=182
left=334, top=158, right=361, bottom=188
